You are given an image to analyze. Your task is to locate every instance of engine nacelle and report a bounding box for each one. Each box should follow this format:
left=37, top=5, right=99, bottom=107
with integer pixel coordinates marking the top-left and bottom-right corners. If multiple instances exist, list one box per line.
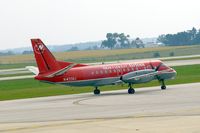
left=121, top=69, right=156, bottom=84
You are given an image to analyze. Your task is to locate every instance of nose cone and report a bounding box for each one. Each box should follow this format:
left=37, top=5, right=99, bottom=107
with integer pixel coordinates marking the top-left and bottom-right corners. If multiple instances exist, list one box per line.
left=173, top=68, right=177, bottom=74
left=171, top=68, right=177, bottom=79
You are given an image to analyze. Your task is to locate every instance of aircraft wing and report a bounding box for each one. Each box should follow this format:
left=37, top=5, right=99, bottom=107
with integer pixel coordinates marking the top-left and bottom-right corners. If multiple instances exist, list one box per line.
left=112, top=80, right=124, bottom=85
left=126, top=71, right=158, bottom=81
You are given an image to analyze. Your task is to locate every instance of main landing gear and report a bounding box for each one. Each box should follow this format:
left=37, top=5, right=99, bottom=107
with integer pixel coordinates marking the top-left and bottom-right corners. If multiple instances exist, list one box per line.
left=128, top=83, right=135, bottom=94
left=160, top=79, right=166, bottom=90
left=94, top=87, right=100, bottom=95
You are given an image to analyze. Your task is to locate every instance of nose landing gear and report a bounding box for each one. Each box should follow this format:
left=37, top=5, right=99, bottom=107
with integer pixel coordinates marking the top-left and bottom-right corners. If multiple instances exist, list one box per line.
left=160, top=79, right=166, bottom=90
left=128, top=83, right=135, bottom=94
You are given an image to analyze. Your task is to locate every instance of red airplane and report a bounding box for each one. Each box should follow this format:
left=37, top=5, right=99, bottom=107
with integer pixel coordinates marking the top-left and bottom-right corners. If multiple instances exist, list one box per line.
left=27, top=39, right=177, bottom=95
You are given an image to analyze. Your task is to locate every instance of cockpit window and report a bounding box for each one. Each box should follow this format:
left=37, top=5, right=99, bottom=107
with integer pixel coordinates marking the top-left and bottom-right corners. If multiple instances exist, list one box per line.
left=158, top=63, right=169, bottom=70
left=160, top=63, right=166, bottom=67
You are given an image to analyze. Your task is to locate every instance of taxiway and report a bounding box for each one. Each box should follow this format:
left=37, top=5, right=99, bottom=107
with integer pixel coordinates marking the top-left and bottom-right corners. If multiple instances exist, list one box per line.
left=0, top=83, right=200, bottom=132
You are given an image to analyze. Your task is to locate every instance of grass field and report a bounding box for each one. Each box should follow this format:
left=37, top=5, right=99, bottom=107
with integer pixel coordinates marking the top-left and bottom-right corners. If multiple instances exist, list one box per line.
left=0, top=64, right=199, bottom=101
left=1, top=45, right=200, bottom=69
left=1, top=45, right=200, bottom=65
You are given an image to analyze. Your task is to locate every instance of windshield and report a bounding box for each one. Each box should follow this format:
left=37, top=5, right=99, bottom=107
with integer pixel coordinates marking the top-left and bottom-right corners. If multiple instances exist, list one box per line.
left=158, top=63, right=170, bottom=71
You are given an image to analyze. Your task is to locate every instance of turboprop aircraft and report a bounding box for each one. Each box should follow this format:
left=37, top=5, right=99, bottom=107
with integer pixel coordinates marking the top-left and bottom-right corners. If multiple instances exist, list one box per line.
left=27, top=39, right=177, bottom=95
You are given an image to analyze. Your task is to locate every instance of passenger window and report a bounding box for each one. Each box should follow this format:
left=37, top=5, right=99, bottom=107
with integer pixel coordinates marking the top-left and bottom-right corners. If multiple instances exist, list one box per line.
left=96, top=71, right=99, bottom=74
left=105, top=70, right=108, bottom=74
left=100, top=70, right=103, bottom=74
left=109, top=70, right=112, bottom=73
left=91, top=72, right=94, bottom=75
left=114, top=69, right=116, bottom=73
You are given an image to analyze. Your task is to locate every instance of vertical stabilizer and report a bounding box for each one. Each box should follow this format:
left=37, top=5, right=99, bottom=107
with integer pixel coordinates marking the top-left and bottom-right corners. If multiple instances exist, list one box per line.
left=31, top=39, right=60, bottom=74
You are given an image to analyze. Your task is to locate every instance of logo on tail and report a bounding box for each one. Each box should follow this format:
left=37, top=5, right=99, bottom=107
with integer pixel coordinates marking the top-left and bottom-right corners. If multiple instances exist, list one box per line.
left=34, top=43, right=45, bottom=54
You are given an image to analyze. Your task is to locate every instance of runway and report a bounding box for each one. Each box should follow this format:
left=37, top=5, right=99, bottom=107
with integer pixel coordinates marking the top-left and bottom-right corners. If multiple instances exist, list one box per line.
left=0, top=83, right=200, bottom=132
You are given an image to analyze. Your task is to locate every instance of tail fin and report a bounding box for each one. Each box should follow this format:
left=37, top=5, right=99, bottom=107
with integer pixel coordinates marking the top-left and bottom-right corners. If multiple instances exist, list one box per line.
left=31, top=39, right=61, bottom=74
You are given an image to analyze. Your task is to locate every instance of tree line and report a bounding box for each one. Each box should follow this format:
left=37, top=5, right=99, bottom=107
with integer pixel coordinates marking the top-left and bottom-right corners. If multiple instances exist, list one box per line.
left=101, top=33, right=144, bottom=49
left=157, top=27, right=200, bottom=46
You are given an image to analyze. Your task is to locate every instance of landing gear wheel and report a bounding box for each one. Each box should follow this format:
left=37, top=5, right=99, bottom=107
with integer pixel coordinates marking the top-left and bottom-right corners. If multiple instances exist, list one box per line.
left=128, top=83, right=135, bottom=94
left=94, top=87, right=100, bottom=95
left=161, top=85, right=166, bottom=90
left=128, top=88, right=135, bottom=94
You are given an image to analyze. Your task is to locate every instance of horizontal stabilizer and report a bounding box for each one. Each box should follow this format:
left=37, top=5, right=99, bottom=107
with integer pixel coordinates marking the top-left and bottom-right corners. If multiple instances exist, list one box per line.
left=44, top=63, right=77, bottom=78
left=26, top=66, right=39, bottom=75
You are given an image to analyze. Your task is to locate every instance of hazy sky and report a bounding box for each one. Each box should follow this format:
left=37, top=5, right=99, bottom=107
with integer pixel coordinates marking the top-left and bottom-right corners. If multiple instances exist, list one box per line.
left=0, top=0, right=200, bottom=50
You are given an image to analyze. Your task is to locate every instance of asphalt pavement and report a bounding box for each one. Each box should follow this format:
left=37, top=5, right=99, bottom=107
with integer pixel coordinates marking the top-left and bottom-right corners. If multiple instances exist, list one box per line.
left=0, top=83, right=200, bottom=133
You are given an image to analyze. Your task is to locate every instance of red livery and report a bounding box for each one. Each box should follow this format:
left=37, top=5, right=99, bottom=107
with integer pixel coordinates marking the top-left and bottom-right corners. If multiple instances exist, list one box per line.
left=27, top=39, right=177, bottom=94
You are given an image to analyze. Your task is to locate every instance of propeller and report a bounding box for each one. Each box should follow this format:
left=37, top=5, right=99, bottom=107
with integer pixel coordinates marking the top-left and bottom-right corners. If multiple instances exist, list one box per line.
left=150, top=61, right=162, bottom=71
left=150, top=61, right=163, bottom=82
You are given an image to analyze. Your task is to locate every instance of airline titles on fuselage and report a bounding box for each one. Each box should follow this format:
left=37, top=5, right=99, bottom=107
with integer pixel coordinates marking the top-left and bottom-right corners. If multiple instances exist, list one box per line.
left=102, top=63, right=150, bottom=71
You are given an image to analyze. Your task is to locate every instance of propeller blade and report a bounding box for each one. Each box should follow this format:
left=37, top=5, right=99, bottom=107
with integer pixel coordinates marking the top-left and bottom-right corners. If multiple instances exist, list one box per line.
left=155, top=63, right=163, bottom=71
left=150, top=62, right=155, bottom=70
left=150, top=61, right=162, bottom=81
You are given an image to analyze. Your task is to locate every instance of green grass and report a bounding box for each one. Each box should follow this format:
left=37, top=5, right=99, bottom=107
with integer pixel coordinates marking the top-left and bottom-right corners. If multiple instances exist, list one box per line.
left=0, top=64, right=200, bottom=101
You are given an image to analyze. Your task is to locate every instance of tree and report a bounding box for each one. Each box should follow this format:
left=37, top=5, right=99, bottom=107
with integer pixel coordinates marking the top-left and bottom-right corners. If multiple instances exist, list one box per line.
left=101, top=33, right=116, bottom=49
left=157, top=27, right=200, bottom=46
left=118, top=33, right=131, bottom=48
left=101, top=33, right=133, bottom=49
left=0, top=51, right=14, bottom=56
left=22, top=51, right=33, bottom=55
left=193, top=29, right=200, bottom=44
left=68, top=46, right=78, bottom=51
left=135, top=37, right=144, bottom=48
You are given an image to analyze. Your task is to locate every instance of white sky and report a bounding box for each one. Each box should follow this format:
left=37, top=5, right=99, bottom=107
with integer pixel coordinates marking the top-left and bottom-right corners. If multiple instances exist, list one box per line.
left=0, top=0, right=200, bottom=50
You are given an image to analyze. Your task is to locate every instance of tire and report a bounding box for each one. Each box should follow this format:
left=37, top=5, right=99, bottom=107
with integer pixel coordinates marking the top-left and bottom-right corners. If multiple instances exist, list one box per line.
left=161, top=85, right=166, bottom=90
left=94, top=89, right=100, bottom=95
left=128, top=88, right=135, bottom=94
